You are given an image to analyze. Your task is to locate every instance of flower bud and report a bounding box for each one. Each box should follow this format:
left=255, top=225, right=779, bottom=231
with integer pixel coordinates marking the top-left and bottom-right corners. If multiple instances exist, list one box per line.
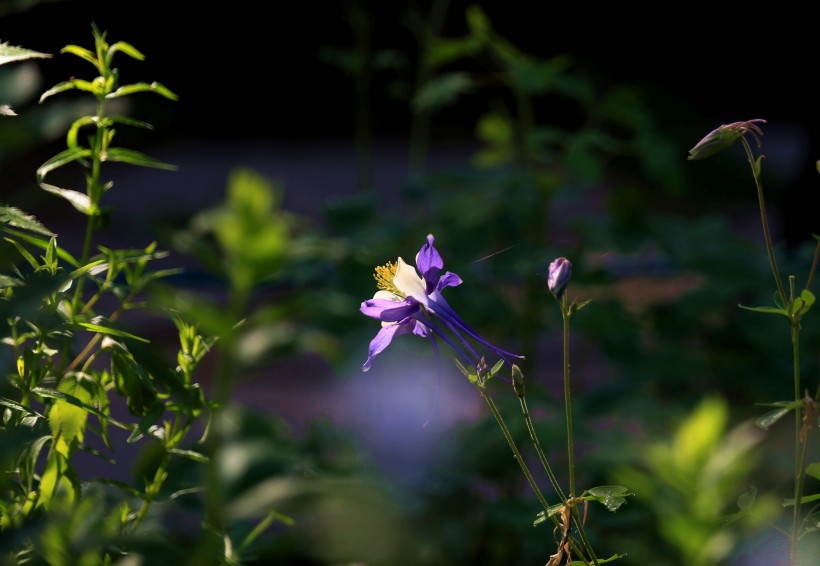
left=687, top=119, right=766, bottom=160
left=548, top=257, right=571, bottom=299
left=511, top=364, right=525, bottom=398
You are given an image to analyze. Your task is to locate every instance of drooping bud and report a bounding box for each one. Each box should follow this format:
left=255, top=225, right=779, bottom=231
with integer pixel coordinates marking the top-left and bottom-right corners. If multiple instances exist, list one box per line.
left=687, top=119, right=766, bottom=160
left=548, top=257, right=571, bottom=299
left=511, top=364, right=525, bottom=398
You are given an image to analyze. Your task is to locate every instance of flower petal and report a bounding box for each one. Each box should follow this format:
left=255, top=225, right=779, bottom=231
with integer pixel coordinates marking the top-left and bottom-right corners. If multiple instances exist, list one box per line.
left=394, top=257, right=429, bottom=304
left=361, top=297, right=420, bottom=322
left=416, top=234, right=443, bottom=293
left=435, top=271, right=462, bottom=292
left=362, top=321, right=414, bottom=371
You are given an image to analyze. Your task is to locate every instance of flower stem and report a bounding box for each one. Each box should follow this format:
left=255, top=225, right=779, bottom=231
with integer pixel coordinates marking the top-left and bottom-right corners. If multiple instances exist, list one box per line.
left=561, top=294, right=576, bottom=499
left=790, top=320, right=804, bottom=566
left=560, top=294, right=600, bottom=566
left=518, top=394, right=566, bottom=500
left=740, top=136, right=788, bottom=307
left=478, top=386, right=592, bottom=565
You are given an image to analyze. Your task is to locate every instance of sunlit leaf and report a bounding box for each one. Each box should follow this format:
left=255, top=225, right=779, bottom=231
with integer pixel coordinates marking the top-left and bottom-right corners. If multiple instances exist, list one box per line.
left=107, top=81, right=178, bottom=101
left=806, top=463, right=820, bottom=481
left=104, top=147, right=177, bottom=170
left=78, top=321, right=150, bottom=343
left=0, top=42, right=50, bottom=66
left=0, top=206, right=53, bottom=236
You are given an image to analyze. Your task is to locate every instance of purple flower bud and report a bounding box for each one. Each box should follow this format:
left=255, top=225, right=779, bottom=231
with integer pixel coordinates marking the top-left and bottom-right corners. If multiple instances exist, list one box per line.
left=548, top=257, right=571, bottom=298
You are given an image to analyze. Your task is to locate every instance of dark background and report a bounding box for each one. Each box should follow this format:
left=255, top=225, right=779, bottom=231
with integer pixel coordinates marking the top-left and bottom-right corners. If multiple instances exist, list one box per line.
left=2, top=0, right=818, bottom=242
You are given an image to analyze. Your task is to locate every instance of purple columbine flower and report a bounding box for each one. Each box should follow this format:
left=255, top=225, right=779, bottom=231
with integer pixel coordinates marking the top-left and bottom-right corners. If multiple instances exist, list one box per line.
left=548, top=257, right=571, bottom=299
left=360, top=234, right=523, bottom=372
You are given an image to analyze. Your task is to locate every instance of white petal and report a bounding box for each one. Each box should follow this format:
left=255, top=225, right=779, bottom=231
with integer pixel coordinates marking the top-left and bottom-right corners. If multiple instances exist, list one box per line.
left=394, top=257, right=428, bottom=305
left=373, top=290, right=402, bottom=302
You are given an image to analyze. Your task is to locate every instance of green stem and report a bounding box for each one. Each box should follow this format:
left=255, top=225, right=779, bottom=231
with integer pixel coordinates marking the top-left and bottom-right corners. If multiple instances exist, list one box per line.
left=518, top=395, right=566, bottom=501
left=562, top=294, right=576, bottom=498
left=480, top=386, right=592, bottom=565
left=71, top=102, right=106, bottom=315
left=740, top=137, right=788, bottom=306
left=790, top=321, right=804, bottom=565
left=481, top=388, right=552, bottom=513
left=561, top=295, right=600, bottom=566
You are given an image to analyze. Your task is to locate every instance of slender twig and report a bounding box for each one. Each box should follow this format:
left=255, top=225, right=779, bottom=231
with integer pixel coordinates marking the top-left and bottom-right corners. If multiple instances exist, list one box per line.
left=739, top=137, right=788, bottom=306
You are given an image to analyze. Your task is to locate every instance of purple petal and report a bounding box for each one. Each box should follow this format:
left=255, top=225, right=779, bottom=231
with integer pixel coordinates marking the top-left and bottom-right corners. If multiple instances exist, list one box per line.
left=435, top=271, right=462, bottom=292
left=362, top=322, right=414, bottom=371
left=361, top=297, right=420, bottom=322
left=416, top=234, right=443, bottom=294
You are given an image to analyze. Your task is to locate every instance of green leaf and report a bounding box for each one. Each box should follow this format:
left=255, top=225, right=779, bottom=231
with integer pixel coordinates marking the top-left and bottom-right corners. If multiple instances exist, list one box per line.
left=586, top=485, right=632, bottom=512
left=533, top=502, right=564, bottom=526
left=0, top=397, right=45, bottom=419
left=571, top=555, right=626, bottom=565
left=48, top=377, right=93, bottom=457
left=754, top=400, right=803, bottom=429
left=806, top=463, right=820, bottom=481
left=66, top=116, right=96, bottom=149
left=783, top=493, right=820, bottom=507
left=104, top=147, right=177, bottom=170
left=789, top=289, right=815, bottom=316
left=60, top=44, right=99, bottom=68
left=39, top=80, right=83, bottom=103
left=32, top=385, right=129, bottom=431
left=413, top=73, right=472, bottom=113
left=0, top=206, right=54, bottom=236
left=108, top=41, right=145, bottom=61
left=168, top=448, right=209, bottom=463
left=0, top=42, right=51, bottom=66
left=4, top=237, right=39, bottom=269
left=38, top=147, right=92, bottom=179
left=0, top=228, right=79, bottom=266
left=107, top=81, right=178, bottom=101
left=78, top=321, right=150, bottom=343
left=738, top=303, right=789, bottom=317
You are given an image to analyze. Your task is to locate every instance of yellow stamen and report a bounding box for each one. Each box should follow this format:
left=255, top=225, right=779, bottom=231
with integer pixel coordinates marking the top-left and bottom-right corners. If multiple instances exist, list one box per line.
left=373, top=261, right=400, bottom=295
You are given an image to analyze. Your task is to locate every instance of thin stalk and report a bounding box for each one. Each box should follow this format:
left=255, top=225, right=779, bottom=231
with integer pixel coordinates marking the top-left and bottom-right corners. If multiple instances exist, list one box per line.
left=71, top=102, right=106, bottom=314
left=518, top=395, right=566, bottom=500
left=805, top=240, right=820, bottom=292
left=479, top=386, right=592, bottom=565
left=790, top=321, right=804, bottom=565
left=740, top=136, right=788, bottom=306
left=562, top=294, right=575, bottom=498
left=560, top=294, right=599, bottom=566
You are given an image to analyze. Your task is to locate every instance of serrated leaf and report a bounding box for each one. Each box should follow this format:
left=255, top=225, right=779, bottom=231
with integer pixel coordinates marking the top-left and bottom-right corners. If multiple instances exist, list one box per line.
left=4, top=237, right=39, bottom=269
left=0, top=206, right=54, bottom=236
left=103, top=147, right=177, bottom=170
left=48, top=377, right=93, bottom=457
left=806, top=463, right=820, bottom=481
left=0, top=42, right=51, bottom=66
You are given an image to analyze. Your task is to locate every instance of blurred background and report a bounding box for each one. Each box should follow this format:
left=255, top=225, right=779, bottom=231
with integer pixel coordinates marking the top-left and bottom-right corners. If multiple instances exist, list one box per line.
left=2, top=1, right=819, bottom=564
